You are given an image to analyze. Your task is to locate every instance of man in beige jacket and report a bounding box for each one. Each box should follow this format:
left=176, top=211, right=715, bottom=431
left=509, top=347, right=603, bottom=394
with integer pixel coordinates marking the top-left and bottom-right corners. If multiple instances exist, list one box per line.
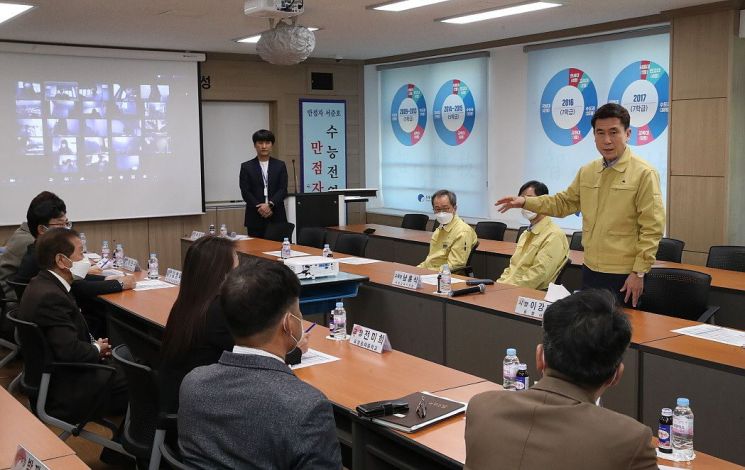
left=465, top=289, right=657, bottom=470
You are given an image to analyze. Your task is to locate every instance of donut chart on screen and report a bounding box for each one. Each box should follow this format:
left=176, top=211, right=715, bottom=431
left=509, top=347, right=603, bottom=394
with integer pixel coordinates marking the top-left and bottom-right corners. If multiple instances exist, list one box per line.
left=540, top=68, right=597, bottom=146
left=390, top=83, right=427, bottom=146
left=608, top=60, right=669, bottom=146
left=433, top=79, right=476, bottom=146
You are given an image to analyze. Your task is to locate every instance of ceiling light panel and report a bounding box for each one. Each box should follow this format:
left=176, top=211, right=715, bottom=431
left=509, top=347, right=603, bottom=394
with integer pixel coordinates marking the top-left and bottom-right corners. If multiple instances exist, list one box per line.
left=236, top=27, right=319, bottom=44
left=0, top=3, right=33, bottom=25
left=439, top=1, right=560, bottom=25
left=371, top=0, right=451, bottom=13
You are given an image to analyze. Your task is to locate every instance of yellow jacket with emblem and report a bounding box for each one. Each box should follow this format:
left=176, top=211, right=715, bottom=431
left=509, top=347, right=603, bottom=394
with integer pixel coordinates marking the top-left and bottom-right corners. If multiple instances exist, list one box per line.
left=418, top=214, right=478, bottom=271
left=523, top=147, right=664, bottom=275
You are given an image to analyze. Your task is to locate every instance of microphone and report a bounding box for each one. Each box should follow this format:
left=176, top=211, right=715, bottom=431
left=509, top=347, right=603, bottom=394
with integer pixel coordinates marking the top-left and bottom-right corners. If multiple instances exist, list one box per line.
left=448, top=283, right=486, bottom=297
left=466, top=279, right=495, bottom=286
left=291, top=159, right=299, bottom=192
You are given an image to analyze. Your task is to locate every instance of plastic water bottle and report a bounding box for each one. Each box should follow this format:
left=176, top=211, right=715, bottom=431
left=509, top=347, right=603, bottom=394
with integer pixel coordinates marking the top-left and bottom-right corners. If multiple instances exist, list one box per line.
left=333, top=302, right=347, bottom=340
left=219, top=224, right=228, bottom=237
left=439, top=264, right=452, bottom=294
left=101, top=240, right=110, bottom=260
left=672, top=397, right=694, bottom=460
left=208, top=224, right=216, bottom=236
left=281, top=238, right=292, bottom=259
left=148, top=253, right=159, bottom=280
left=114, top=243, right=124, bottom=268
left=322, top=243, right=332, bottom=258
left=502, top=348, right=520, bottom=390
left=79, top=232, right=88, bottom=253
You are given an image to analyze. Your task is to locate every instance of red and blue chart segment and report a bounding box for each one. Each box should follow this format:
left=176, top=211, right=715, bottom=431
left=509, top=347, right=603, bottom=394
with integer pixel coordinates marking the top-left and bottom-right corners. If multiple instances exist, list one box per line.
left=433, top=79, right=476, bottom=146
left=390, top=84, right=427, bottom=146
left=607, top=60, right=669, bottom=146
left=540, top=68, right=597, bottom=146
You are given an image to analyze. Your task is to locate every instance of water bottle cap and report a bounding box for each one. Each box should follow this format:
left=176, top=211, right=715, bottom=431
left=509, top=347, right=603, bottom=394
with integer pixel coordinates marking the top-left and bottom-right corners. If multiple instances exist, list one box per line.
left=517, top=363, right=527, bottom=370
left=80, top=232, right=85, bottom=236
left=441, top=264, right=449, bottom=270
left=324, top=244, right=330, bottom=248
left=506, top=348, right=516, bottom=356
left=283, top=237, right=289, bottom=242
left=661, top=408, right=673, bottom=416
left=676, top=397, right=690, bottom=407
left=335, top=302, right=344, bottom=308
left=150, top=253, right=156, bottom=257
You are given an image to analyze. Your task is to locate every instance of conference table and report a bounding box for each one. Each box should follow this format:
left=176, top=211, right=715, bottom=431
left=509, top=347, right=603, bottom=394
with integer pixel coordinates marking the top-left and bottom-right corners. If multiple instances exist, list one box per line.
left=328, top=223, right=745, bottom=330
left=0, top=387, right=88, bottom=469
left=96, top=235, right=745, bottom=467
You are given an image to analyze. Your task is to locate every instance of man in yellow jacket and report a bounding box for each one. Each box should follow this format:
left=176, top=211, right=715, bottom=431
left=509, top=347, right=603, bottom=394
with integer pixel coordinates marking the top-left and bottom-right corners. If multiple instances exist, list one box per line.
left=496, top=103, right=664, bottom=307
left=497, top=180, right=569, bottom=290
left=418, top=189, right=478, bottom=272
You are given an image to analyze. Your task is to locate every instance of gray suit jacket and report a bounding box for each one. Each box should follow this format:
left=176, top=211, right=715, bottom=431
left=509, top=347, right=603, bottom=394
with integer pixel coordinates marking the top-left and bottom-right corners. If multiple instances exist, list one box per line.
left=465, top=371, right=657, bottom=470
left=178, top=351, right=342, bottom=470
left=0, top=222, right=33, bottom=300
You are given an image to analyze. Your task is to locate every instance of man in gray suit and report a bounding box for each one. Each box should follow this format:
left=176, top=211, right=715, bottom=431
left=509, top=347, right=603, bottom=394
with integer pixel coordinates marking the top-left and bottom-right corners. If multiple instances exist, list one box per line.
left=178, top=257, right=342, bottom=469
left=465, top=289, right=657, bottom=470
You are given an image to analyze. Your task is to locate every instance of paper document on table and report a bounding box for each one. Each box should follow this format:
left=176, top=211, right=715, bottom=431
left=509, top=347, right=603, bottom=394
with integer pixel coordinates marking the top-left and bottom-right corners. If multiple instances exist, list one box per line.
left=134, top=279, right=178, bottom=291
left=337, top=257, right=382, bottom=265
left=263, top=250, right=311, bottom=258
left=230, top=235, right=251, bottom=240
left=290, top=349, right=340, bottom=370
left=545, top=283, right=571, bottom=302
left=419, top=274, right=465, bottom=286
left=671, top=324, right=745, bottom=347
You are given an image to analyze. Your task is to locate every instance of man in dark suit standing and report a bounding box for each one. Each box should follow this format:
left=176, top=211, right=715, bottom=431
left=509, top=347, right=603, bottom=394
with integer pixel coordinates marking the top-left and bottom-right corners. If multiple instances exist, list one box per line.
left=178, top=257, right=341, bottom=469
left=465, top=289, right=657, bottom=470
left=239, top=129, right=288, bottom=238
left=18, top=228, right=128, bottom=422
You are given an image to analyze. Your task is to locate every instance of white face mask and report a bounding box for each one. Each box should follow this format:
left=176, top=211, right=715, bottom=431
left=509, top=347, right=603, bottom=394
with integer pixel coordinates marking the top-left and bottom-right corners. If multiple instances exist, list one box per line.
left=63, top=255, right=90, bottom=279
left=435, top=211, right=454, bottom=225
left=285, top=312, right=304, bottom=352
left=521, top=209, right=537, bottom=221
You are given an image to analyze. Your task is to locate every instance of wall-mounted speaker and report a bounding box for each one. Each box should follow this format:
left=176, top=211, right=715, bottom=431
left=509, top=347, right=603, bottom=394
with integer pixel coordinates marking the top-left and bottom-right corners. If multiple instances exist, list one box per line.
left=311, top=72, right=334, bottom=91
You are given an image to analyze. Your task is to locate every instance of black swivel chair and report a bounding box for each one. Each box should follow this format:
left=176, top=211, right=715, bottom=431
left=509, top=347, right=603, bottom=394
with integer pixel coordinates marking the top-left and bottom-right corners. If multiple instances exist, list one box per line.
left=475, top=222, right=507, bottom=241
left=401, top=214, right=429, bottom=231
left=515, top=226, right=529, bottom=242
left=334, top=233, right=369, bottom=257
left=553, top=257, right=572, bottom=286
left=639, top=268, right=720, bottom=323
left=264, top=222, right=295, bottom=242
left=706, top=246, right=745, bottom=272
left=431, top=220, right=440, bottom=232
left=655, top=238, right=685, bottom=263
left=7, top=279, right=28, bottom=300
left=0, top=299, right=19, bottom=369
left=7, top=311, right=130, bottom=456
left=297, top=227, right=327, bottom=248
left=569, top=231, right=583, bottom=251
left=452, top=241, right=480, bottom=278
left=111, top=345, right=186, bottom=470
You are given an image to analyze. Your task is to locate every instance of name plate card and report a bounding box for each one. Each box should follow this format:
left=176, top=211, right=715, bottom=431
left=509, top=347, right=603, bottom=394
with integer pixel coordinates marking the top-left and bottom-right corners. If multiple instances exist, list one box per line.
left=392, top=271, right=422, bottom=289
left=190, top=231, right=205, bottom=240
left=164, top=268, right=182, bottom=285
left=122, top=257, right=140, bottom=272
left=514, top=296, right=551, bottom=319
left=12, top=445, right=49, bottom=470
left=350, top=324, right=392, bottom=354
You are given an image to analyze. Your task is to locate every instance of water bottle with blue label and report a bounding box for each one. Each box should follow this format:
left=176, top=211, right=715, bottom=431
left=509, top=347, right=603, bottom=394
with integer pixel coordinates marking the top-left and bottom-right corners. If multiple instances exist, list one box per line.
left=114, top=243, right=124, bottom=268
left=502, top=348, right=519, bottom=390
left=281, top=238, right=292, bottom=259
left=322, top=243, right=332, bottom=258
left=148, top=253, right=159, bottom=280
left=80, top=232, right=88, bottom=254
left=101, top=240, right=110, bottom=260
left=333, top=302, right=347, bottom=340
left=672, top=397, right=694, bottom=460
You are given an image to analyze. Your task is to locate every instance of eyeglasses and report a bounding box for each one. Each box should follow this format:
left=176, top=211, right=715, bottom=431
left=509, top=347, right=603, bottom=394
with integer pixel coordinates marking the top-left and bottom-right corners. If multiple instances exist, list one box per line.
left=416, top=396, right=427, bottom=419
left=48, top=221, right=73, bottom=229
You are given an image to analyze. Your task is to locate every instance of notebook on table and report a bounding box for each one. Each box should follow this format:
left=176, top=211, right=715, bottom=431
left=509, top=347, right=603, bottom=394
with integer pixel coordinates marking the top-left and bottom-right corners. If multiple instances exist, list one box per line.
left=365, top=391, right=466, bottom=433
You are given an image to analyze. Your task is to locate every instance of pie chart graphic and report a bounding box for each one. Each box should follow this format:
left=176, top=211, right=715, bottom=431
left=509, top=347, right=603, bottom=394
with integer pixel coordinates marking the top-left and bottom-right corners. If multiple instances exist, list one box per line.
left=540, top=68, right=597, bottom=146
left=390, top=83, right=427, bottom=146
left=433, top=79, right=476, bottom=146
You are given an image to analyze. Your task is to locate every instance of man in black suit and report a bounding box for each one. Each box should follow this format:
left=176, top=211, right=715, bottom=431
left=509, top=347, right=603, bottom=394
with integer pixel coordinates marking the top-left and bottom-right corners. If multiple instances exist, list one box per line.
left=239, top=129, right=288, bottom=238
left=18, top=228, right=128, bottom=422
left=178, top=258, right=341, bottom=469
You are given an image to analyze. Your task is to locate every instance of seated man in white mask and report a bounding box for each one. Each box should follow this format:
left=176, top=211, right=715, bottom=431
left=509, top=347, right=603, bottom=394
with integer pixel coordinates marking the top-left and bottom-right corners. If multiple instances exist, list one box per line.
left=417, top=189, right=477, bottom=272
left=497, top=181, right=569, bottom=290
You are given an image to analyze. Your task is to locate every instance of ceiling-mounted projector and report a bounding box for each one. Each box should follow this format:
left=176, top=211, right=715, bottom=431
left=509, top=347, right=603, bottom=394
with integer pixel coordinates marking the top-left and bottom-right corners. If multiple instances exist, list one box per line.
left=244, top=0, right=304, bottom=19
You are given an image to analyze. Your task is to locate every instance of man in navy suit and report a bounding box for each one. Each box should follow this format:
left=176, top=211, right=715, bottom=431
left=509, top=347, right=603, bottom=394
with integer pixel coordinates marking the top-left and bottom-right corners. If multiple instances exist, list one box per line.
left=239, top=129, right=288, bottom=238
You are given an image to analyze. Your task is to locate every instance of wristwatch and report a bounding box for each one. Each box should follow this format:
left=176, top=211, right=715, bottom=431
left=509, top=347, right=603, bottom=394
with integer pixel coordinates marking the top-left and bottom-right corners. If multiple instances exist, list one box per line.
left=633, top=271, right=645, bottom=279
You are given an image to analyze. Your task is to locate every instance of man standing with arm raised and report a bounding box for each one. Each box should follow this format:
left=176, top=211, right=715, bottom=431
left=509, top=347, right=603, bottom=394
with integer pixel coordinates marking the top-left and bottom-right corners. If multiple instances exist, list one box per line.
left=495, top=103, right=664, bottom=307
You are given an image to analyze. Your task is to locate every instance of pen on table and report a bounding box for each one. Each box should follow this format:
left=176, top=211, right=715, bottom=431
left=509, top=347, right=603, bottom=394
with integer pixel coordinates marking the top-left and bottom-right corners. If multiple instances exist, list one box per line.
left=304, top=323, right=317, bottom=334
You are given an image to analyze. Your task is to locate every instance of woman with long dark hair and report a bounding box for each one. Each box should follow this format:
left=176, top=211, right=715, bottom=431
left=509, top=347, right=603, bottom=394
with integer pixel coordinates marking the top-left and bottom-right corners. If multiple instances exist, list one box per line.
left=159, top=235, right=237, bottom=412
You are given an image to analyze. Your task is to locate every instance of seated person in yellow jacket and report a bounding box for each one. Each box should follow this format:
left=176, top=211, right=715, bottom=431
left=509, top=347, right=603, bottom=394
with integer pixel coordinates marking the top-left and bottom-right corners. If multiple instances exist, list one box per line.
left=498, top=181, right=569, bottom=290
left=418, top=190, right=477, bottom=272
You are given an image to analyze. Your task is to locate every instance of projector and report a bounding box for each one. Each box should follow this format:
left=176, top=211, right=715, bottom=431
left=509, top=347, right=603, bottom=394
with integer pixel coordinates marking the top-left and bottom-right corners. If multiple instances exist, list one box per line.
left=244, top=0, right=304, bottom=18
left=283, top=256, right=339, bottom=279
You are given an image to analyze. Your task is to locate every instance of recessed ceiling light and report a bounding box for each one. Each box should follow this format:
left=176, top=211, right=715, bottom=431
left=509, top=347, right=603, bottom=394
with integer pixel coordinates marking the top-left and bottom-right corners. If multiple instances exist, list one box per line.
left=236, top=27, right=319, bottom=44
left=370, top=0, right=451, bottom=12
left=0, top=2, right=33, bottom=25
left=438, top=1, right=560, bottom=24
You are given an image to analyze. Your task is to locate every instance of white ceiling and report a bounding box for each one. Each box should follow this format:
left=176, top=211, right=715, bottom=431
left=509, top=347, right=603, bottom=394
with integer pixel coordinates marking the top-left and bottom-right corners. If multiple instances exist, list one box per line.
left=0, top=0, right=722, bottom=60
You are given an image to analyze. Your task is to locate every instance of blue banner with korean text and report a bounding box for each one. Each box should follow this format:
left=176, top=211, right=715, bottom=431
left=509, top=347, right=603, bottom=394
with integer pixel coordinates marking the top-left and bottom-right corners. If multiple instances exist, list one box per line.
left=300, top=99, right=346, bottom=192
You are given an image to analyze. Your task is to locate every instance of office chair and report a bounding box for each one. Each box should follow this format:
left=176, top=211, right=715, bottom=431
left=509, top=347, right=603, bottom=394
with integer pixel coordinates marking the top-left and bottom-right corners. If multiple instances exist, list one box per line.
left=553, top=257, right=572, bottom=286
left=264, top=222, right=295, bottom=242
left=515, top=226, right=529, bottom=242
left=297, top=227, right=327, bottom=248
left=475, top=222, right=507, bottom=241
left=431, top=220, right=440, bottom=232
left=108, top=316, right=162, bottom=368
left=0, top=299, right=19, bottom=369
left=452, top=241, right=480, bottom=278
left=7, top=311, right=130, bottom=456
left=334, top=233, right=369, bottom=257
left=639, top=268, right=719, bottom=323
left=401, top=214, right=429, bottom=231
left=706, top=245, right=745, bottom=272
left=569, top=231, right=583, bottom=251
left=655, top=238, right=685, bottom=263
left=7, top=280, right=28, bottom=301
